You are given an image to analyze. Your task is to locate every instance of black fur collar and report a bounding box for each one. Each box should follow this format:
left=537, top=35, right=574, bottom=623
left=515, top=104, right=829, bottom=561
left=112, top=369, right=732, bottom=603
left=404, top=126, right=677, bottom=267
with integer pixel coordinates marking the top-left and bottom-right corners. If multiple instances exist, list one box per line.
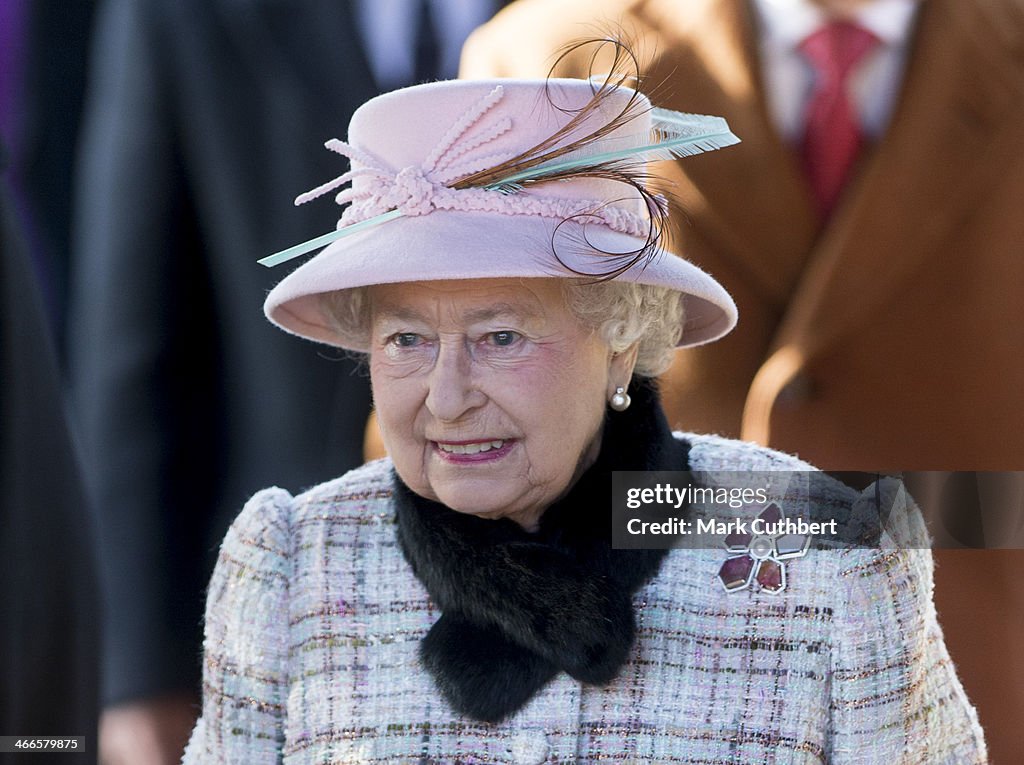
left=393, top=378, right=690, bottom=723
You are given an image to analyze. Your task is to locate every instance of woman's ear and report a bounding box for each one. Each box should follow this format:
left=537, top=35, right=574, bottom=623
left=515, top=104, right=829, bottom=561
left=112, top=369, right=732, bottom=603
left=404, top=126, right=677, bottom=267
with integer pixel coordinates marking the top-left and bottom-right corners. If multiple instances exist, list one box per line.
left=607, top=343, right=640, bottom=398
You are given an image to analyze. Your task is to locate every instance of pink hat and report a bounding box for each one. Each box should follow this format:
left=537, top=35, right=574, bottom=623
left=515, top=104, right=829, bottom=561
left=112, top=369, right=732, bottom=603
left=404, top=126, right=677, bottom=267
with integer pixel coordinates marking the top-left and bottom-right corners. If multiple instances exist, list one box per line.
left=263, top=77, right=740, bottom=351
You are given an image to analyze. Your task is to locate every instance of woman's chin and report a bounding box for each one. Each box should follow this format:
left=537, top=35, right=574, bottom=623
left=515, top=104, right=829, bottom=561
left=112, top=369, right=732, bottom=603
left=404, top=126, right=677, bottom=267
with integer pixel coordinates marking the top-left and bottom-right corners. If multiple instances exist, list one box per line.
left=432, top=484, right=522, bottom=522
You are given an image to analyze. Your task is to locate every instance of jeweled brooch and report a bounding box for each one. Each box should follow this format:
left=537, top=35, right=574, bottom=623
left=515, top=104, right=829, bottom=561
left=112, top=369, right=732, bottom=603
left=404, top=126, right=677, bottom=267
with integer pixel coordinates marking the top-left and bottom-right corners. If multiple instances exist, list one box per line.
left=717, top=503, right=810, bottom=594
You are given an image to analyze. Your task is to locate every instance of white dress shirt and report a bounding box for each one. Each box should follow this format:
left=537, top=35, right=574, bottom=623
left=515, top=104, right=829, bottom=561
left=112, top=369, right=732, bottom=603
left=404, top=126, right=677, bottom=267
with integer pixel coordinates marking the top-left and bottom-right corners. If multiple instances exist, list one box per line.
left=357, top=0, right=498, bottom=90
left=751, top=0, right=921, bottom=142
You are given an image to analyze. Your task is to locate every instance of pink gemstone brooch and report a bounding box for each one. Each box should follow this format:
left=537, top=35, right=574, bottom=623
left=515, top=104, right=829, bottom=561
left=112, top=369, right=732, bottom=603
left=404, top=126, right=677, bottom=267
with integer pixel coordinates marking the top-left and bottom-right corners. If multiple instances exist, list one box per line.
left=717, top=503, right=810, bottom=594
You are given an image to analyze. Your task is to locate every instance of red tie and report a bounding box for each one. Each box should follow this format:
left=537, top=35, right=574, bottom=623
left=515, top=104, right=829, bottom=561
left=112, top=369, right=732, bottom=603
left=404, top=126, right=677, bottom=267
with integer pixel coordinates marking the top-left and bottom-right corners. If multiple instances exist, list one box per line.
left=799, top=21, right=880, bottom=219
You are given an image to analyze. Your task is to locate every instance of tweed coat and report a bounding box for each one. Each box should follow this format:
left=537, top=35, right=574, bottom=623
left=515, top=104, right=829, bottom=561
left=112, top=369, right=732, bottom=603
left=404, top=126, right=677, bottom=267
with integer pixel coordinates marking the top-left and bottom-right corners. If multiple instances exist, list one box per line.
left=183, top=434, right=984, bottom=764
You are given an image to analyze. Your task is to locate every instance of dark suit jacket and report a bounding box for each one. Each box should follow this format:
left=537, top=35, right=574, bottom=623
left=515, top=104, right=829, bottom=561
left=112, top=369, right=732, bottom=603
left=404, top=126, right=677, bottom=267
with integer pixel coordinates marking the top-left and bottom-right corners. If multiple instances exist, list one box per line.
left=69, top=0, right=377, bottom=706
left=1, top=149, right=99, bottom=763
left=3, top=0, right=97, bottom=347
left=463, top=0, right=1024, bottom=759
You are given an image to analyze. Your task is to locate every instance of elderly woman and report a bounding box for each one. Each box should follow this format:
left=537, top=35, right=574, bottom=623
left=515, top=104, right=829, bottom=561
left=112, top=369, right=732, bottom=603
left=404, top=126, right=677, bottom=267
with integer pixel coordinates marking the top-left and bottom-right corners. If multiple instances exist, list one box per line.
left=183, top=71, right=985, bottom=764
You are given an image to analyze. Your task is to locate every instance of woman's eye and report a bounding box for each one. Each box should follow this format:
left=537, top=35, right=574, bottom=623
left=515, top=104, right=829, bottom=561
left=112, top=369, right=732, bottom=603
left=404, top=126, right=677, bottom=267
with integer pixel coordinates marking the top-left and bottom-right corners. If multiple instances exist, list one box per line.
left=390, top=332, right=422, bottom=348
left=488, top=331, right=521, bottom=347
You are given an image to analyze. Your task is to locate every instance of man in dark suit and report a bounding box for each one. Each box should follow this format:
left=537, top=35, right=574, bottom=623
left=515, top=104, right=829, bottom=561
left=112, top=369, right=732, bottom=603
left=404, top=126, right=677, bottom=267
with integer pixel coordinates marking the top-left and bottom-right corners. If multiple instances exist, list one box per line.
left=1, top=145, right=99, bottom=764
left=463, top=0, right=1024, bottom=760
left=70, top=0, right=503, bottom=761
left=69, top=1, right=380, bottom=761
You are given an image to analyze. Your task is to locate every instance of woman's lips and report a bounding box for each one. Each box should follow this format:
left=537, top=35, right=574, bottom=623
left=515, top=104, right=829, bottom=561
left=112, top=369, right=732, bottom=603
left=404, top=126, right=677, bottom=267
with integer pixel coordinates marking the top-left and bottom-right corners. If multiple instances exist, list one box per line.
left=432, top=439, right=516, bottom=463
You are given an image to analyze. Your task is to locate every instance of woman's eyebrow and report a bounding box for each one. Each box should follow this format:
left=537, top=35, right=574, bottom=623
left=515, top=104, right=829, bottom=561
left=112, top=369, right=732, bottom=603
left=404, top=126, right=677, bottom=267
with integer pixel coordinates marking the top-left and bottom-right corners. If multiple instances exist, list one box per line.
left=463, top=303, right=541, bottom=323
left=374, top=302, right=541, bottom=324
left=373, top=305, right=428, bottom=323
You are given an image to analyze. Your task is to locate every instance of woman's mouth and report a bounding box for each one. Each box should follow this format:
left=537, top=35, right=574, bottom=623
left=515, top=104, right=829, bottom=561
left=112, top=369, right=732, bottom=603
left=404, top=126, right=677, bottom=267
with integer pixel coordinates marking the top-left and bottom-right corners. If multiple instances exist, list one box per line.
left=433, top=439, right=515, bottom=463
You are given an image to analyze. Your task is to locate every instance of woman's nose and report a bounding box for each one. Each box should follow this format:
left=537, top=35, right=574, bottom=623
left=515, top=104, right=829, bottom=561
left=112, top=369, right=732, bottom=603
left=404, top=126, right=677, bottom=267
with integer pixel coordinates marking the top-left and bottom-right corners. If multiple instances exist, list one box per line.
left=425, top=340, right=487, bottom=422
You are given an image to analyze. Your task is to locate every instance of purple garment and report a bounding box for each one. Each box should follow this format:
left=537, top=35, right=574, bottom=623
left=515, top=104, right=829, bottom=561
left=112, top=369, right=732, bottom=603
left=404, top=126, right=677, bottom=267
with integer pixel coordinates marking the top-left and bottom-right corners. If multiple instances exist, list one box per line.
left=0, top=0, right=28, bottom=155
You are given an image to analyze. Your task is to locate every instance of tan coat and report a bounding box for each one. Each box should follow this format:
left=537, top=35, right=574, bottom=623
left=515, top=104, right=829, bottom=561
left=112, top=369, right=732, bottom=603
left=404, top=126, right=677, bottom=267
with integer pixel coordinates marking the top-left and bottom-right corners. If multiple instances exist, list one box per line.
left=463, top=0, right=1024, bottom=759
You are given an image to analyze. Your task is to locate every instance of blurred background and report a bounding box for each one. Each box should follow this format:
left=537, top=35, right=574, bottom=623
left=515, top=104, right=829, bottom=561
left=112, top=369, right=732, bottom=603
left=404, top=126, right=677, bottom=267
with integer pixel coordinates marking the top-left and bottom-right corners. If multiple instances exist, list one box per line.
left=1, top=0, right=1021, bottom=763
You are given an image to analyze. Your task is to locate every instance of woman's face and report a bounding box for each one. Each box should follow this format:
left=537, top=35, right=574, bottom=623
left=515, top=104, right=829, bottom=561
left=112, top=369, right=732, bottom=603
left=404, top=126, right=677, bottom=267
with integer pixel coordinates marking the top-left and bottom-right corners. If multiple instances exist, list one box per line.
left=369, top=278, right=633, bottom=530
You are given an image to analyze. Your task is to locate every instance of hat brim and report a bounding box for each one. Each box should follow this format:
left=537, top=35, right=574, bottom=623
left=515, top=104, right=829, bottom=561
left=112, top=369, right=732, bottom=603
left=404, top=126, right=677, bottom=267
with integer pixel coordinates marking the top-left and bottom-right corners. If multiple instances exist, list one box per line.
left=264, top=210, right=737, bottom=351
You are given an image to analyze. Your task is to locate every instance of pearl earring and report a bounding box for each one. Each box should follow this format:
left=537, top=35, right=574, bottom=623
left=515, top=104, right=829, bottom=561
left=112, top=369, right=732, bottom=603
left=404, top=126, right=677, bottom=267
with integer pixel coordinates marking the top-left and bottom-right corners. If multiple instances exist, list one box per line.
left=609, top=386, right=631, bottom=412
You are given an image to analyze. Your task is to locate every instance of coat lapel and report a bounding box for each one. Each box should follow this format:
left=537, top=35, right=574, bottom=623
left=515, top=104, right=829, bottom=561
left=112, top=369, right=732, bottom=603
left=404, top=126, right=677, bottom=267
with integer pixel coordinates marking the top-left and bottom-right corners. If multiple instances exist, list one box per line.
left=636, top=0, right=819, bottom=309
left=769, top=0, right=1020, bottom=356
